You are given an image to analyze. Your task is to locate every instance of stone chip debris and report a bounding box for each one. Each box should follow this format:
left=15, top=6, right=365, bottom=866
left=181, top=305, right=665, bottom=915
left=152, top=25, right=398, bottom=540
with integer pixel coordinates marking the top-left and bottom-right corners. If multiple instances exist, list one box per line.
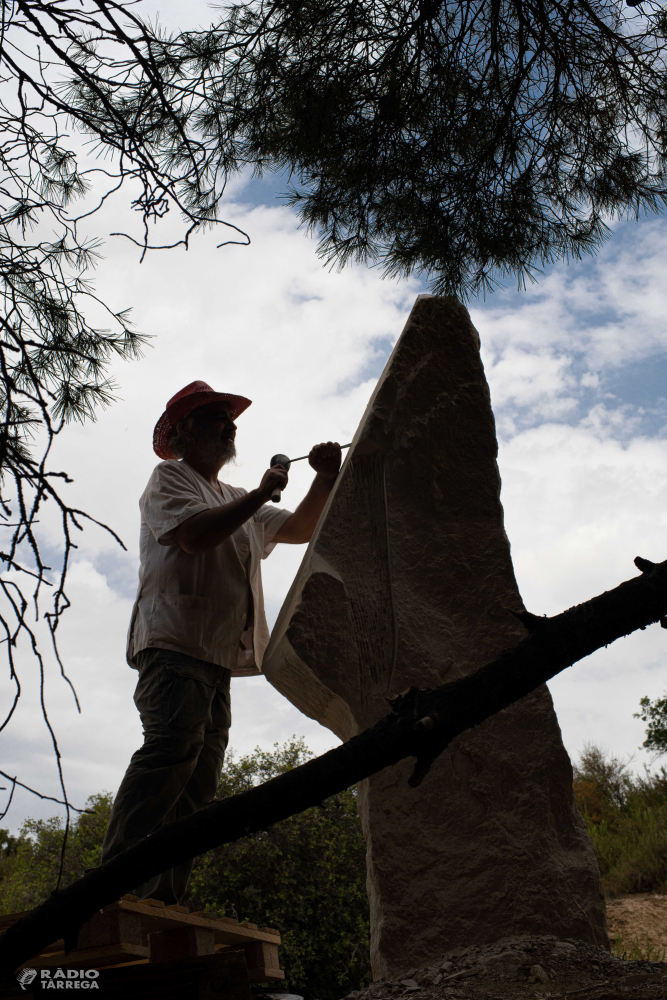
left=339, top=934, right=667, bottom=1000
left=527, top=965, right=550, bottom=984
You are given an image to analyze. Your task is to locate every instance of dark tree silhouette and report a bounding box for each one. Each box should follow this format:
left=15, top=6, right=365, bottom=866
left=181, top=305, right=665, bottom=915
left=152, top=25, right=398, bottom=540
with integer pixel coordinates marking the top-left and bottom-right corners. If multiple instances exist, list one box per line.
left=144, top=0, right=667, bottom=298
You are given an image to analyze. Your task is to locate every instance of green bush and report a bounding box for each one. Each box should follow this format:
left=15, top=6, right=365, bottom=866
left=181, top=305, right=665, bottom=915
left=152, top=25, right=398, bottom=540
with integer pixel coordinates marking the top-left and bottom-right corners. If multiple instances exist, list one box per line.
left=573, top=744, right=667, bottom=897
left=0, top=794, right=113, bottom=913
left=0, top=829, right=20, bottom=899
left=186, top=738, right=370, bottom=1000
left=636, top=693, right=667, bottom=757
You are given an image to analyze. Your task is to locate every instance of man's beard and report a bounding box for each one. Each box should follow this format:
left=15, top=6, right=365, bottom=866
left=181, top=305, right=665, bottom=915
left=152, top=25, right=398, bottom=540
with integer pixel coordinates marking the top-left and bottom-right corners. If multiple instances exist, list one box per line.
left=186, top=431, right=236, bottom=467
left=207, top=436, right=236, bottom=467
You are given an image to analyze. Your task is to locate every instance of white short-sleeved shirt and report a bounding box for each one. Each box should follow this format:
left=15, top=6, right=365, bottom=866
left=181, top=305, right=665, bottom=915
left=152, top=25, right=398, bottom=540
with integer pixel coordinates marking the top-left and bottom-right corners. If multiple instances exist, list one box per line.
left=126, top=460, right=292, bottom=675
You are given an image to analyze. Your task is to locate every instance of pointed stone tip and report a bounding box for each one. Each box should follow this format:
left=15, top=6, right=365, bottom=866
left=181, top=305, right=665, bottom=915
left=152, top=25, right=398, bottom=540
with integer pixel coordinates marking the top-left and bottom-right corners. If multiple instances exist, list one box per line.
left=634, top=556, right=657, bottom=573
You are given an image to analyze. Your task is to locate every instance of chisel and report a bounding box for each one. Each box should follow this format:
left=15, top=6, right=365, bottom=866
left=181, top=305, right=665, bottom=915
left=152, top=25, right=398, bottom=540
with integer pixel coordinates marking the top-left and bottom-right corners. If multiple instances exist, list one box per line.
left=270, top=444, right=352, bottom=502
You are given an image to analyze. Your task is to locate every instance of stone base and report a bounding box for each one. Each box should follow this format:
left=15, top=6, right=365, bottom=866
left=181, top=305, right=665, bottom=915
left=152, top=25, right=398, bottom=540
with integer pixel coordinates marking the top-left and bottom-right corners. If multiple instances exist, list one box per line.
left=360, top=688, right=606, bottom=978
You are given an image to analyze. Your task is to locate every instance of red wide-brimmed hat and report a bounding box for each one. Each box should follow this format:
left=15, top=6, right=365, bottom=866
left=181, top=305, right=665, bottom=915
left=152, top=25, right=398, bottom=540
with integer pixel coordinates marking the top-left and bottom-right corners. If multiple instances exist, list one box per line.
left=153, top=381, right=252, bottom=460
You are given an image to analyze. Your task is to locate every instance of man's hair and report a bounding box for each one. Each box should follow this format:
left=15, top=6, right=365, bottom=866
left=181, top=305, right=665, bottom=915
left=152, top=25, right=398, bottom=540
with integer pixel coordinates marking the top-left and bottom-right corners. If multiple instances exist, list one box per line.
left=167, top=413, right=196, bottom=459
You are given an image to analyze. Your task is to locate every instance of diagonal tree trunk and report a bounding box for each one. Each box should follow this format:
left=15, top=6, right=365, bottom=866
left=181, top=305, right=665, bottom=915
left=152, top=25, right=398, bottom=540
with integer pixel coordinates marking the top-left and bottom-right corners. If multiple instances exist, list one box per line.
left=1, top=555, right=666, bottom=977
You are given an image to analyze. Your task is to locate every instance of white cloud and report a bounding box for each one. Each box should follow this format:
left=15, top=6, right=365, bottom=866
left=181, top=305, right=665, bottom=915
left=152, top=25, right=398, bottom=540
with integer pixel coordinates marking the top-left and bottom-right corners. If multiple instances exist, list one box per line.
left=474, top=219, right=667, bottom=367
left=471, top=220, right=667, bottom=444
left=581, top=373, right=599, bottom=389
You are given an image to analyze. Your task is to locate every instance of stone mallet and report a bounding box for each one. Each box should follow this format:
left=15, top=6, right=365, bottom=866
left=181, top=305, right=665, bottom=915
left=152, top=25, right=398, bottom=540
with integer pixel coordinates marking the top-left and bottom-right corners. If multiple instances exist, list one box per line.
left=269, top=444, right=352, bottom=502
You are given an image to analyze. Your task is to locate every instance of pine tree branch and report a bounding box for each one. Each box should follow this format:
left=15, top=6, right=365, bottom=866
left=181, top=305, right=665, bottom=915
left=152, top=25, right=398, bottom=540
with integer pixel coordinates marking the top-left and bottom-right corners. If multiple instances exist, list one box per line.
left=1, top=554, right=666, bottom=976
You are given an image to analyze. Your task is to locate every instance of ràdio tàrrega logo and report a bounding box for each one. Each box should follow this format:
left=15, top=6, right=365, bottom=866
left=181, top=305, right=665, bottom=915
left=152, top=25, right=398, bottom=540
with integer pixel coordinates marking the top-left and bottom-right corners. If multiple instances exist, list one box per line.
left=16, top=968, right=100, bottom=990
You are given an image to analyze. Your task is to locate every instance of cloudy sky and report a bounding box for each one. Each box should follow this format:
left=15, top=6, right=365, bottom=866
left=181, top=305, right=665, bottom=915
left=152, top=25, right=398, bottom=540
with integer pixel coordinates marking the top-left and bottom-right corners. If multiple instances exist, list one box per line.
left=2, top=1, right=667, bottom=833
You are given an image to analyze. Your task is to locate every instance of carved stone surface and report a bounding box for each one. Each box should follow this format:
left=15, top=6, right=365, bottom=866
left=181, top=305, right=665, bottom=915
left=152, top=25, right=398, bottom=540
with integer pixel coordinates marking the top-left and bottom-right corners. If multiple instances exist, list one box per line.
left=263, top=295, right=608, bottom=978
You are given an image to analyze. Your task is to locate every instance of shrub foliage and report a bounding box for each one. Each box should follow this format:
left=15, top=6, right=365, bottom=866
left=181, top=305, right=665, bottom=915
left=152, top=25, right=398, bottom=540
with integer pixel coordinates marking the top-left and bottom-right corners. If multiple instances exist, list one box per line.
left=636, top=692, right=667, bottom=757
left=186, top=738, right=370, bottom=999
left=0, top=794, right=113, bottom=913
left=573, top=744, right=667, bottom=897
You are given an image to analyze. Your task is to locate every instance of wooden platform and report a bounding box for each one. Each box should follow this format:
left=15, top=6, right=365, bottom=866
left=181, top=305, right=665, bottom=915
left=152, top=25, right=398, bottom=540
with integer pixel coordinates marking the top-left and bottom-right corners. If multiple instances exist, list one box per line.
left=2, top=895, right=284, bottom=983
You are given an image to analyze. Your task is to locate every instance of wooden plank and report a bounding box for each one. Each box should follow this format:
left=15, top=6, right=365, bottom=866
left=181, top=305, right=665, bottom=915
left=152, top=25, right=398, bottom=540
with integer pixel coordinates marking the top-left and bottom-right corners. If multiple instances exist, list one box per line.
left=0, top=903, right=281, bottom=947
left=78, top=908, right=143, bottom=949
left=23, top=942, right=149, bottom=971
left=239, top=940, right=283, bottom=982
left=214, top=946, right=284, bottom=982
left=244, top=940, right=281, bottom=973
left=106, top=899, right=282, bottom=947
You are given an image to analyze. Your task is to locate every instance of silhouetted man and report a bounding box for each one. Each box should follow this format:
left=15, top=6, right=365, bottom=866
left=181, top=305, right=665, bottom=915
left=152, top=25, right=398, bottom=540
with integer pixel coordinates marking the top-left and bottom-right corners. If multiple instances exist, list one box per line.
left=101, top=381, right=341, bottom=903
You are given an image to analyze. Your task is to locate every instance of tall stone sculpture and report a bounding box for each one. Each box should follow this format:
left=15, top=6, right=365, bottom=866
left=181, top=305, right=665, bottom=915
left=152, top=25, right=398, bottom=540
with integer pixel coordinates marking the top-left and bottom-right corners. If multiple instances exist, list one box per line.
left=263, top=296, right=607, bottom=978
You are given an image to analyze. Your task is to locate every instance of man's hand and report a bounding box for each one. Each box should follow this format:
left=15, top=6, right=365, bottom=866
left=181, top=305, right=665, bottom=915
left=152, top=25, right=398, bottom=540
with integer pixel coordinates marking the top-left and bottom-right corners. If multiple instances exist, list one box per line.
left=274, top=443, right=342, bottom=544
left=309, top=441, right=342, bottom=480
left=258, top=464, right=289, bottom=501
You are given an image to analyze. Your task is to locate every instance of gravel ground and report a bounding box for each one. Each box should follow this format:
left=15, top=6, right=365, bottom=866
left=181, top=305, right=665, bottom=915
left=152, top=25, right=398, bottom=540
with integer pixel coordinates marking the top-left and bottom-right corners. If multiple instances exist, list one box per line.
left=340, top=935, right=667, bottom=1000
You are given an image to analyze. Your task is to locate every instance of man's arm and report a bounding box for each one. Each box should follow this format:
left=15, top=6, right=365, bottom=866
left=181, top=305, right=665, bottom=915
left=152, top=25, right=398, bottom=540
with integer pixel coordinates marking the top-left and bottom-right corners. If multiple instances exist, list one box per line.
left=172, top=466, right=288, bottom=554
left=274, top=442, right=342, bottom=544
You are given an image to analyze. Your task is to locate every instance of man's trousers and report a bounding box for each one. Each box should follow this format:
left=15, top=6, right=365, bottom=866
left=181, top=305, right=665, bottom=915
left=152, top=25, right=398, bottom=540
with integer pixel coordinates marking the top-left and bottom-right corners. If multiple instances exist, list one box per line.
left=101, top=647, right=232, bottom=905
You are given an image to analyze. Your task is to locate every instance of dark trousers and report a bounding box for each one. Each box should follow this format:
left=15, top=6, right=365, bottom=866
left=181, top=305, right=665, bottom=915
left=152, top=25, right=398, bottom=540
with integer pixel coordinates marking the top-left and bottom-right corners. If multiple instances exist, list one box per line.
left=101, top=647, right=231, bottom=904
